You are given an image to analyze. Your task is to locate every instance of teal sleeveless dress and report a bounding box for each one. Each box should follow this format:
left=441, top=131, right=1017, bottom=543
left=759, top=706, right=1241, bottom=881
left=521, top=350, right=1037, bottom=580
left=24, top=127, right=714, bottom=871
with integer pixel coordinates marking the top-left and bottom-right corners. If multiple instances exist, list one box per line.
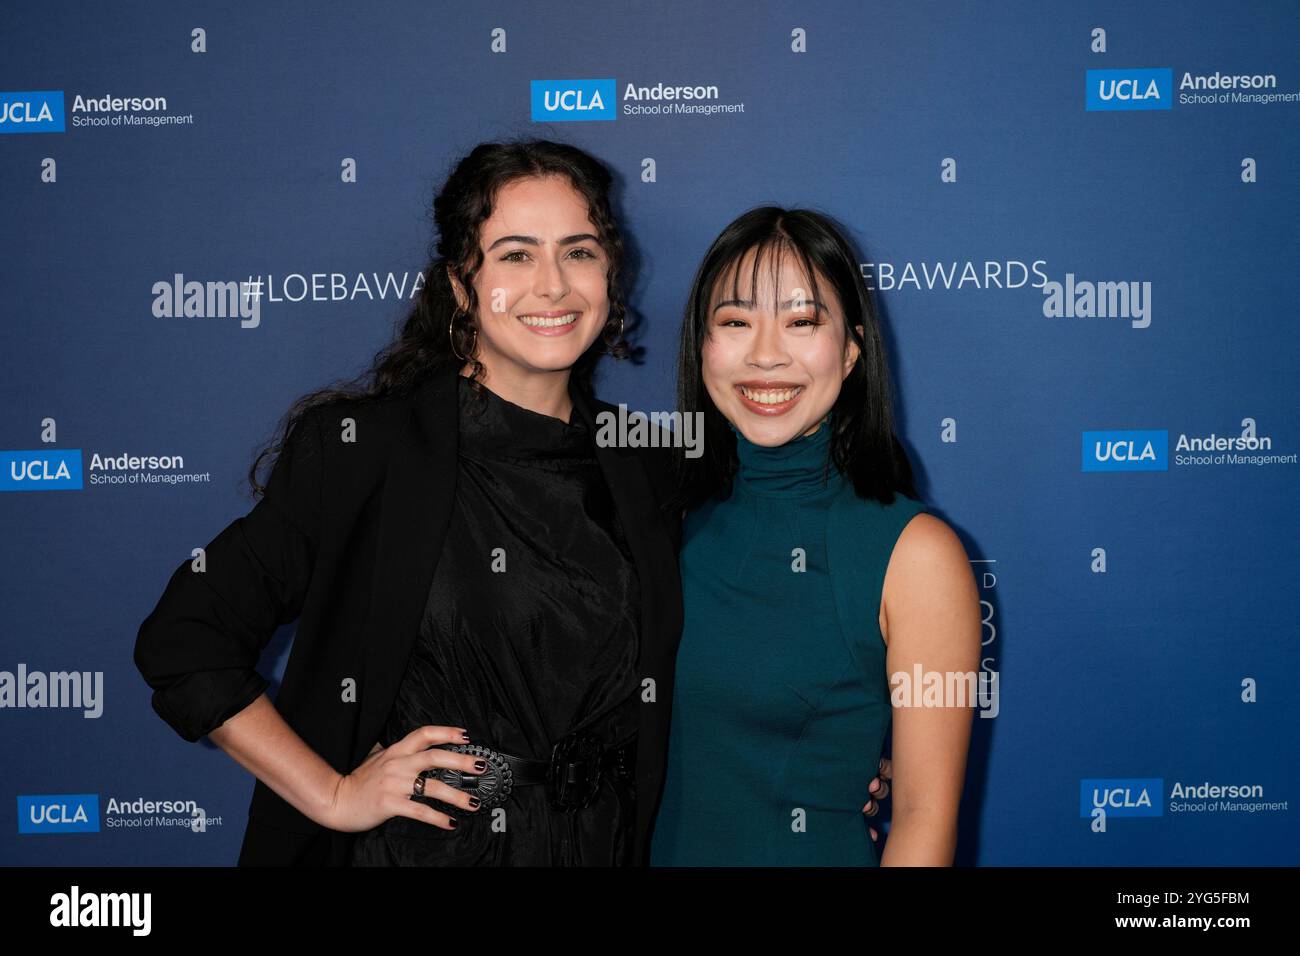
left=649, top=421, right=928, bottom=866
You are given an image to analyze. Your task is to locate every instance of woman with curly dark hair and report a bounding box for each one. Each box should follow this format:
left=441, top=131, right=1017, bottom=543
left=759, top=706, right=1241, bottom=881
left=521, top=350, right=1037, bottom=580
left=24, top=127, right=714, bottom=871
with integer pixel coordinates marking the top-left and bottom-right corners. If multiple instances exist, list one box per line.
left=134, top=139, right=684, bottom=866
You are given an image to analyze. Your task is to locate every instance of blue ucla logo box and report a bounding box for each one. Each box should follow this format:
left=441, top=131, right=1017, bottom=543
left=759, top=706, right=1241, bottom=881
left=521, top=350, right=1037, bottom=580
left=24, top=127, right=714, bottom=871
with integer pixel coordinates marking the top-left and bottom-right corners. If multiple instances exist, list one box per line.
left=1082, top=430, right=1168, bottom=471
left=530, top=79, right=616, bottom=122
left=1080, top=778, right=1163, bottom=817
left=0, top=450, right=83, bottom=490
left=1086, top=69, right=1173, bottom=111
left=18, top=794, right=100, bottom=833
left=0, top=91, right=66, bottom=133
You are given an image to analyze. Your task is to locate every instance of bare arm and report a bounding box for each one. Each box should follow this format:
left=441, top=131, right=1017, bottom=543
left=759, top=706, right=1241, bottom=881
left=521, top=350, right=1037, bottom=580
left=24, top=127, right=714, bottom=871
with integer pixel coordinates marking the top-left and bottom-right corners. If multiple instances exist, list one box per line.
left=207, top=693, right=342, bottom=828
left=878, top=513, right=981, bottom=866
left=207, top=695, right=486, bottom=832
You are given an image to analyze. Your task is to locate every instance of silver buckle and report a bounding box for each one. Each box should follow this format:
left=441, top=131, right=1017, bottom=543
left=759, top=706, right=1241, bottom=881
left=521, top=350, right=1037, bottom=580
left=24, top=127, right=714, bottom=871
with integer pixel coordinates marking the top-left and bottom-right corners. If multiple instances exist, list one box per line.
left=425, top=743, right=515, bottom=809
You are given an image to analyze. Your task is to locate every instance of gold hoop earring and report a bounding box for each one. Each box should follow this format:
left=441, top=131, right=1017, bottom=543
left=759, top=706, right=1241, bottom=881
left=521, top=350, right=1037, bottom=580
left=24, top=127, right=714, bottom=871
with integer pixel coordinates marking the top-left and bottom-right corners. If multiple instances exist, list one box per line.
left=449, top=311, right=477, bottom=363
left=605, top=313, right=624, bottom=346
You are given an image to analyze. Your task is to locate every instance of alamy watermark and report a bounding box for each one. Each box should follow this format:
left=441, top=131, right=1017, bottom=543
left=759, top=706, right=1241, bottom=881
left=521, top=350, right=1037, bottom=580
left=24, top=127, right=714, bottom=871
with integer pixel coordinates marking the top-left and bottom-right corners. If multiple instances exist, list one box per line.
left=151, top=273, right=262, bottom=328
left=595, top=405, right=704, bottom=459
left=890, top=663, right=999, bottom=718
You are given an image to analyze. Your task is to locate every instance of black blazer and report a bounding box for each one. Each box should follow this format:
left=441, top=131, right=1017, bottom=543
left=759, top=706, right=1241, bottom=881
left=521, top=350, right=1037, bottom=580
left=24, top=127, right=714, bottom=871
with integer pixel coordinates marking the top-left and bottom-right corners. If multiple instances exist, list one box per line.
left=134, top=363, right=684, bottom=866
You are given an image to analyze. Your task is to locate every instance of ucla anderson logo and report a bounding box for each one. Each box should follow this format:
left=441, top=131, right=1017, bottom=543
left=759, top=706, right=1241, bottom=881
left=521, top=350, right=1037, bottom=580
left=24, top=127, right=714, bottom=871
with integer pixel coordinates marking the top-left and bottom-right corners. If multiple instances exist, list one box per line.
left=1085, top=69, right=1172, bottom=111
left=530, top=79, right=615, bottom=122
left=0, top=91, right=66, bottom=133
left=0, top=450, right=83, bottom=490
left=18, top=794, right=100, bottom=833
left=1080, top=779, right=1163, bottom=818
left=1081, top=430, right=1168, bottom=472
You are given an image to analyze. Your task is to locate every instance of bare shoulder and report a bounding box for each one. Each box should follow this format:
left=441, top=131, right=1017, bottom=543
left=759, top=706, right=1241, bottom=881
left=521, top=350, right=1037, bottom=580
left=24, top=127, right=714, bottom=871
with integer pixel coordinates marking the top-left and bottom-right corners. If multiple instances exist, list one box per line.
left=880, top=512, right=979, bottom=645
left=891, top=512, right=969, bottom=574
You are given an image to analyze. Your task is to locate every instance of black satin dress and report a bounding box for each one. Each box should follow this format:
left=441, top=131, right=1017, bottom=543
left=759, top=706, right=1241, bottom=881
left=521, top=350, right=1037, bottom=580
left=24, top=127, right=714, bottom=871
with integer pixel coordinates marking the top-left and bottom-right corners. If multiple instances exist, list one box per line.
left=349, top=375, right=641, bottom=866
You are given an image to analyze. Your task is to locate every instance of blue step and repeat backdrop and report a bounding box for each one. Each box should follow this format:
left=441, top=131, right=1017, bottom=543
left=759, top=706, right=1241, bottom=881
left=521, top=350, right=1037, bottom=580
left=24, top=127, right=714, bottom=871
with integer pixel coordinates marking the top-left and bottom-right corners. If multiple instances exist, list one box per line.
left=2, top=1, right=1297, bottom=866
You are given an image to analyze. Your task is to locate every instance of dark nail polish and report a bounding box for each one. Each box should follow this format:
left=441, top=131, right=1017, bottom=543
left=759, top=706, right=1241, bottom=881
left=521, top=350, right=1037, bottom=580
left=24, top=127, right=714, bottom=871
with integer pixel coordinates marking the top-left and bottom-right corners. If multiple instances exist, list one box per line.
left=468, top=796, right=481, bottom=809
left=448, top=817, right=458, bottom=829
left=460, top=731, right=470, bottom=741
left=473, top=759, right=487, bottom=772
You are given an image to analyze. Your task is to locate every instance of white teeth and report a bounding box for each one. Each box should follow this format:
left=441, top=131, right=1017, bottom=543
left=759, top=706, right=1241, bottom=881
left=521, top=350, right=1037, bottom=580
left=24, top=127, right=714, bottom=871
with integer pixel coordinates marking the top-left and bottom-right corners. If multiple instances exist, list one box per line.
left=738, top=386, right=803, bottom=405
left=517, top=312, right=578, bottom=328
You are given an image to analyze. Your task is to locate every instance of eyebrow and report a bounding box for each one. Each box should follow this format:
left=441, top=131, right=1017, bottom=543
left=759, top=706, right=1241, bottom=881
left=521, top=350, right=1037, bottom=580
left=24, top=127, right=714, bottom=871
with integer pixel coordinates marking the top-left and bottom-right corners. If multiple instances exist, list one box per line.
left=486, top=233, right=601, bottom=251
left=712, top=297, right=827, bottom=314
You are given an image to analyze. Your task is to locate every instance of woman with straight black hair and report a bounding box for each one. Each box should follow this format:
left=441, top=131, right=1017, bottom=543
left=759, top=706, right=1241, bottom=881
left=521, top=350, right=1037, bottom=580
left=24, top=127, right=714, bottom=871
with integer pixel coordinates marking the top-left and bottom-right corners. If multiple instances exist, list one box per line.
left=650, top=206, right=981, bottom=866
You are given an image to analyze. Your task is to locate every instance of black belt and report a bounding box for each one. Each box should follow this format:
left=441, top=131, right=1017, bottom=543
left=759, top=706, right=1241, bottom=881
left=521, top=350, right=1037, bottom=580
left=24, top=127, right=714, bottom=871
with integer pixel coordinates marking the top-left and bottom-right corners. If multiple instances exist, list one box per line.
left=420, top=731, right=636, bottom=811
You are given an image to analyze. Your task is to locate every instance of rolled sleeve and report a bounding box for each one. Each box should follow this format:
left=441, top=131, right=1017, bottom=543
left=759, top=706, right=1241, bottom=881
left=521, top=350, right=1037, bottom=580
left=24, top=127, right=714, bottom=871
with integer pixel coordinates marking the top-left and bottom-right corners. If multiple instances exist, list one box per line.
left=134, top=407, right=327, bottom=742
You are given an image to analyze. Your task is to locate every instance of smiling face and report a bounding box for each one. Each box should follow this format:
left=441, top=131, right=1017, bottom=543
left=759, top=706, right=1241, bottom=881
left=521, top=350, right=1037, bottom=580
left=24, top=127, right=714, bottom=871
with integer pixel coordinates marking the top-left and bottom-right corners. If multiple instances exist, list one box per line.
left=449, top=174, right=610, bottom=394
left=702, top=243, right=860, bottom=447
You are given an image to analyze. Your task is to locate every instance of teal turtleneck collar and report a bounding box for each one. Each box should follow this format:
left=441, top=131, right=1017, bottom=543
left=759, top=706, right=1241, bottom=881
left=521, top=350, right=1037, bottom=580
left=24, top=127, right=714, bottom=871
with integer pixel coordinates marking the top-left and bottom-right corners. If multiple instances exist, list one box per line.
left=730, top=417, right=841, bottom=498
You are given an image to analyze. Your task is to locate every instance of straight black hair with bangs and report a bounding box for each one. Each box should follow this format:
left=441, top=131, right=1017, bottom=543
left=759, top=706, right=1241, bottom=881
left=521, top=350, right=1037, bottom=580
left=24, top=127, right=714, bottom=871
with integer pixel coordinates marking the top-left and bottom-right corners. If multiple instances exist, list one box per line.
left=669, top=206, right=919, bottom=511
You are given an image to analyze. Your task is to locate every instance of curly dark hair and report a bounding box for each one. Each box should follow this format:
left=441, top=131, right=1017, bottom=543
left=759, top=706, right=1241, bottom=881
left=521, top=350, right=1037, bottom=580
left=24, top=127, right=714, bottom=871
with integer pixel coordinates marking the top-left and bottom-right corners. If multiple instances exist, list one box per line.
left=248, top=138, right=632, bottom=496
